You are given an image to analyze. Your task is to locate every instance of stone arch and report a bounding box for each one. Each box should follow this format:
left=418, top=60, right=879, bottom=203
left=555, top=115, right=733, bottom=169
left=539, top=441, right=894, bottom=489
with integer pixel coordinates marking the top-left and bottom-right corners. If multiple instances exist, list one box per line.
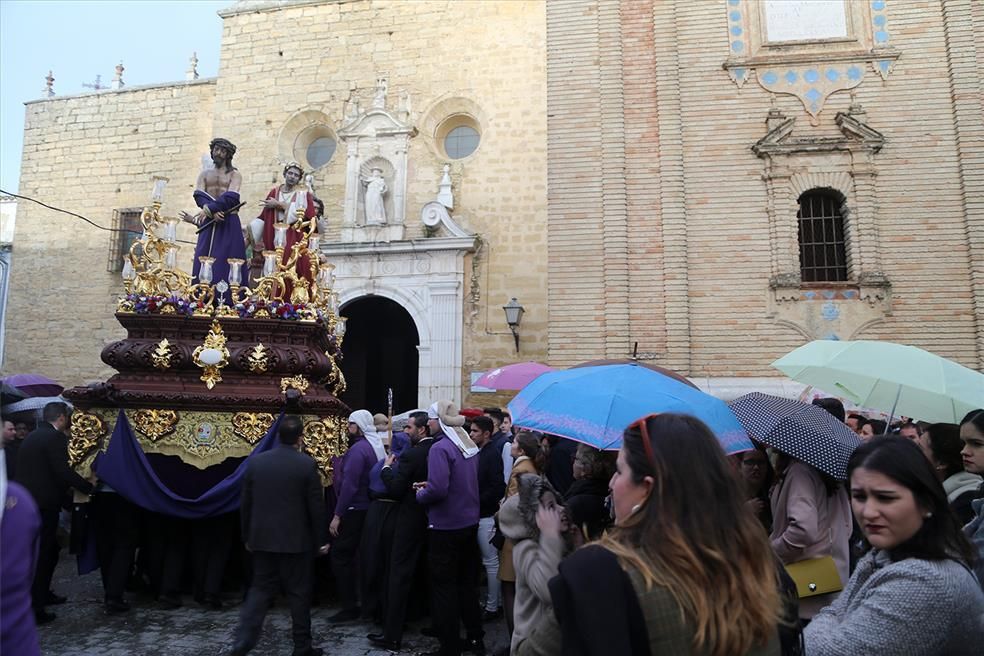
left=338, top=283, right=432, bottom=346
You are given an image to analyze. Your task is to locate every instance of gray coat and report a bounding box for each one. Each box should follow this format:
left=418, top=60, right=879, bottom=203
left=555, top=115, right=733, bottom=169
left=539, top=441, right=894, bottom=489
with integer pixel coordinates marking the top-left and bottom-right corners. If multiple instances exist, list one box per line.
left=966, top=494, right=984, bottom=591
left=804, top=550, right=984, bottom=655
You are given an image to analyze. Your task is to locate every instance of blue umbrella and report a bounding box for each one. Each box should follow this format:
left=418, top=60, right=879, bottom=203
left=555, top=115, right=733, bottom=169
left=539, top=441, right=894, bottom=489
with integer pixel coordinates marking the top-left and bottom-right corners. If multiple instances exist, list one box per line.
left=507, top=363, right=753, bottom=454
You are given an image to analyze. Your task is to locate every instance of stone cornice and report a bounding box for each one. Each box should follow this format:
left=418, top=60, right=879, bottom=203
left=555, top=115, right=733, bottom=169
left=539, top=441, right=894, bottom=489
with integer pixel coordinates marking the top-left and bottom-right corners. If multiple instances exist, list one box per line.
left=24, top=78, right=215, bottom=106
left=218, top=0, right=353, bottom=19
left=319, top=236, right=477, bottom=258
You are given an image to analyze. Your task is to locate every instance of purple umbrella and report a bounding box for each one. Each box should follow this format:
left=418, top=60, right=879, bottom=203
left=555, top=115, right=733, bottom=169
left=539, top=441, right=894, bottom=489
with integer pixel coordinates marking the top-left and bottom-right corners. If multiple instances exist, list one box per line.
left=474, top=362, right=554, bottom=391
left=2, top=374, right=64, bottom=398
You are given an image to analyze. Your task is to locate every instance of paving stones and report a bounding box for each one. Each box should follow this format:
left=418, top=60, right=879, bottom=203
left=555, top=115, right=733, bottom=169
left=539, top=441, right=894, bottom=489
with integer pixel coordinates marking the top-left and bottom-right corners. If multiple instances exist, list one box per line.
left=39, top=558, right=509, bottom=655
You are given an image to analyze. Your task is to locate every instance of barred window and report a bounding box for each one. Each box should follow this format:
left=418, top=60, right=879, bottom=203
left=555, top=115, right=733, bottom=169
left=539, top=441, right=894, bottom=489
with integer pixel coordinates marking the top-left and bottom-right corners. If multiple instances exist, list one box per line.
left=798, top=189, right=848, bottom=283
left=107, top=208, right=143, bottom=272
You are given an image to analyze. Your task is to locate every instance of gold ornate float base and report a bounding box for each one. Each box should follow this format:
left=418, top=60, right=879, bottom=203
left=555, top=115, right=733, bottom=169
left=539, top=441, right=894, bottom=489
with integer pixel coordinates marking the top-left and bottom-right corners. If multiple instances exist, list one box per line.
left=71, top=408, right=346, bottom=486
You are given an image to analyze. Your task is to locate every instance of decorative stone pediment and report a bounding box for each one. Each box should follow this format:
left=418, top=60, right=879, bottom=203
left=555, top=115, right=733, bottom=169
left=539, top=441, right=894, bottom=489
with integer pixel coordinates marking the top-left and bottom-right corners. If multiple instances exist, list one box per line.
left=752, top=106, right=884, bottom=157
left=337, top=76, right=419, bottom=243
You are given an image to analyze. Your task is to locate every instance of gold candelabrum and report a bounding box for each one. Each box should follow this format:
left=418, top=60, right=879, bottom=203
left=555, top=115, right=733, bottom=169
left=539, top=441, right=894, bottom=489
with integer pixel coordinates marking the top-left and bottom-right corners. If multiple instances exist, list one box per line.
left=117, top=178, right=347, bottom=347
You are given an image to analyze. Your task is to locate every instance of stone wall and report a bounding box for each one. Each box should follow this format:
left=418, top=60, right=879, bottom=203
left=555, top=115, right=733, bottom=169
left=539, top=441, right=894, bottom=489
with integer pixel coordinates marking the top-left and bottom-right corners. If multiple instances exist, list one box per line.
left=3, top=80, right=216, bottom=383
left=213, top=0, right=549, bottom=402
left=546, top=0, right=983, bottom=376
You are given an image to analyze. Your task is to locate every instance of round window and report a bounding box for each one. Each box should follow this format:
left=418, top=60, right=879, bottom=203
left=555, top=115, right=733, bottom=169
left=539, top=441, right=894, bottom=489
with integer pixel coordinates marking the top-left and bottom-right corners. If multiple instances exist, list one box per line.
left=444, top=126, right=480, bottom=160
left=306, top=136, right=336, bottom=169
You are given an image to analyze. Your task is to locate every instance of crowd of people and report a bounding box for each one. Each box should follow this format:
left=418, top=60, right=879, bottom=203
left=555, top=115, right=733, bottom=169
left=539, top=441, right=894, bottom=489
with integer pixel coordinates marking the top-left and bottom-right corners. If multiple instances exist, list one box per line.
left=2, top=399, right=984, bottom=655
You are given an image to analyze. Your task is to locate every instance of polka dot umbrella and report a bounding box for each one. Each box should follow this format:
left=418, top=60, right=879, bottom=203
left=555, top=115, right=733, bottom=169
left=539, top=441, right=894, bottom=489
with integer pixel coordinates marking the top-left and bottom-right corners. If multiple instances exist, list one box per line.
left=728, top=392, right=863, bottom=480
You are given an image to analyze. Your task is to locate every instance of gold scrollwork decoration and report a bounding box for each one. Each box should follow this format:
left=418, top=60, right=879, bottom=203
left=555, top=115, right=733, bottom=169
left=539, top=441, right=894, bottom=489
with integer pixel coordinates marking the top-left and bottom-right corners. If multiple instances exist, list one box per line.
left=69, top=412, right=107, bottom=466
left=192, top=320, right=230, bottom=389
left=231, top=412, right=275, bottom=445
left=280, top=375, right=310, bottom=396
left=246, top=343, right=270, bottom=374
left=303, top=416, right=346, bottom=485
left=132, top=408, right=180, bottom=442
left=323, top=354, right=347, bottom=397
left=151, top=338, right=174, bottom=369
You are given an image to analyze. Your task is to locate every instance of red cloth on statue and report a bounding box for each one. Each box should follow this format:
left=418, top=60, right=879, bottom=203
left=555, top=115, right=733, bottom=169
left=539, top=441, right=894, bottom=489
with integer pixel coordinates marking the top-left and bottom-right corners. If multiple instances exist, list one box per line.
left=257, top=186, right=318, bottom=298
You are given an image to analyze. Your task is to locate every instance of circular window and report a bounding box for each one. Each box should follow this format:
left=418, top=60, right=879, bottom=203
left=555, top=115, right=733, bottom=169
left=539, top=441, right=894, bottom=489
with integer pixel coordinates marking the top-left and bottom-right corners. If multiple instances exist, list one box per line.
left=444, top=125, right=480, bottom=159
left=306, top=137, right=336, bottom=169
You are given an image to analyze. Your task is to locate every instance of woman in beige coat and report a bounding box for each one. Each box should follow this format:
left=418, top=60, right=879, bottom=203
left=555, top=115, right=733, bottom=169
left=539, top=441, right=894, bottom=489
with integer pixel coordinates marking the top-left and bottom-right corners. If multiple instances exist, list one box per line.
left=770, top=454, right=852, bottom=619
left=498, top=431, right=546, bottom=644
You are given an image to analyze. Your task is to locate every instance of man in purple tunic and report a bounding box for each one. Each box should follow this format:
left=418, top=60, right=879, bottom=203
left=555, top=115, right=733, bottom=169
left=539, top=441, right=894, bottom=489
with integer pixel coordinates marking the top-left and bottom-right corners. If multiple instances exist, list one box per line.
left=1, top=451, right=41, bottom=656
left=327, top=409, right=384, bottom=622
left=180, top=138, right=247, bottom=303
left=415, top=400, right=485, bottom=656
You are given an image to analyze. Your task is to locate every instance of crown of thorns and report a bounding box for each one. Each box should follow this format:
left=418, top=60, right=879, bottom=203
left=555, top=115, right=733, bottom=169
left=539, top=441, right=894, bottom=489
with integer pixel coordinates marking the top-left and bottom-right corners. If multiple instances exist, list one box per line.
left=209, top=138, right=237, bottom=155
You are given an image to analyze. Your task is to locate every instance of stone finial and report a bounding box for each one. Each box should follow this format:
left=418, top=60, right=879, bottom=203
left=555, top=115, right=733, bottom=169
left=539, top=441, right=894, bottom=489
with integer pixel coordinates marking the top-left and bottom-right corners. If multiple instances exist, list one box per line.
left=437, top=163, right=454, bottom=209
left=43, top=70, right=55, bottom=98
left=186, top=52, right=199, bottom=81
left=344, top=83, right=360, bottom=121
left=110, top=61, right=125, bottom=90
left=372, top=76, right=387, bottom=109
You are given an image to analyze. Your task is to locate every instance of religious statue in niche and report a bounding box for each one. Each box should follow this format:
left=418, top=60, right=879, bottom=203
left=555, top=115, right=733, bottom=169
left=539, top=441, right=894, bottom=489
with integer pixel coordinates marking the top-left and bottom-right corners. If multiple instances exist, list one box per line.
left=361, top=168, right=388, bottom=225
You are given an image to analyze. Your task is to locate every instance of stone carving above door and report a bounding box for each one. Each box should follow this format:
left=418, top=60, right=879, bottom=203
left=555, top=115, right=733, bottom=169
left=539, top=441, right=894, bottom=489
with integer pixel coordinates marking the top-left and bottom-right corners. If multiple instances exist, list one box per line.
left=337, top=75, right=418, bottom=243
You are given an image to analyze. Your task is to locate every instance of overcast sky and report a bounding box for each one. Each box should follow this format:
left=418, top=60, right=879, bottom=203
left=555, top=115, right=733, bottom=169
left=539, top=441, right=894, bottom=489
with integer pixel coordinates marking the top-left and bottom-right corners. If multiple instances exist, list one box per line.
left=0, top=0, right=229, bottom=193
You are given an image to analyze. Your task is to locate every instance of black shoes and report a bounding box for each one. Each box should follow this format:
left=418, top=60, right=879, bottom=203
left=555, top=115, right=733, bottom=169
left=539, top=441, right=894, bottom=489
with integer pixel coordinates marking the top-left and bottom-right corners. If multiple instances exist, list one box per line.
left=35, top=609, right=57, bottom=625
left=367, top=633, right=402, bottom=651
left=327, top=607, right=360, bottom=623
left=105, top=598, right=131, bottom=614
left=481, top=607, right=502, bottom=622
left=198, top=593, right=224, bottom=610
left=45, top=591, right=67, bottom=605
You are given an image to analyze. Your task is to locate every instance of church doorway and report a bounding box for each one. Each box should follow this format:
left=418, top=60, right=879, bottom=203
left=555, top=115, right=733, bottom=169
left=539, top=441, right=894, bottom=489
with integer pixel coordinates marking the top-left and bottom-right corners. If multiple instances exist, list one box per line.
left=339, top=296, right=419, bottom=416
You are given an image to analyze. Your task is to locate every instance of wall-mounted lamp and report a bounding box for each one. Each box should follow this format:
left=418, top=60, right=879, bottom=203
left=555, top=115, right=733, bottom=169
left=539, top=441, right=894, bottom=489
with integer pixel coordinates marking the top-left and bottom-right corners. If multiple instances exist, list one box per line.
left=502, top=297, right=525, bottom=353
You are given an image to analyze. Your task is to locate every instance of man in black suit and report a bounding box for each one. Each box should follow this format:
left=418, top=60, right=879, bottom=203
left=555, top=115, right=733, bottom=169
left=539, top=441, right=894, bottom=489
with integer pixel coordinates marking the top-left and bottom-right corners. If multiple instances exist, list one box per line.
left=368, top=410, right=435, bottom=651
left=15, top=401, right=94, bottom=624
left=229, top=415, right=328, bottom=656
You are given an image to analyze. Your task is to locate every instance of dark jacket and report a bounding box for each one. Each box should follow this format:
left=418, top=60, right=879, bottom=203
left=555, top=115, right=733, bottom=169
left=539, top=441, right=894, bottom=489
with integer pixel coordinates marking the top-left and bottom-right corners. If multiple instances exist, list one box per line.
left=545, top=437, right=577, bottom=496
left=478, top=439, right=507, bottom=518
left=563, top=478, right=611, bottom=540
left=382, top=437, right=435, bottom=510
left=240, top=444, right=326, bottom=553
left=15, top=423, right=93, bottom=510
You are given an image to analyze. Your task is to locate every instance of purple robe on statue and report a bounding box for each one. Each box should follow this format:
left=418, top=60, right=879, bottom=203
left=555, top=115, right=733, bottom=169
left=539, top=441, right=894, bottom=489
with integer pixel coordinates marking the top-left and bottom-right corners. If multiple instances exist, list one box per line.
left=192, top=189, right=247, bottom=303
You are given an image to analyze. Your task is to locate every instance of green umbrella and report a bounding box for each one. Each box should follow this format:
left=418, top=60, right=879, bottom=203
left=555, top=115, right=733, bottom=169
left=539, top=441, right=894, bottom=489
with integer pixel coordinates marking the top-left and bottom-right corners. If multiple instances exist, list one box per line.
left=772, top=340, right=984, bottom=424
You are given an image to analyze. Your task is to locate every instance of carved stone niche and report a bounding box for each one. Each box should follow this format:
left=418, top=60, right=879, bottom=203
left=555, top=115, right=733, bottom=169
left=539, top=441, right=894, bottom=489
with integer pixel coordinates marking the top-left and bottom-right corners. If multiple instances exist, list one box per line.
left=753, top=104, right=892, bottom=340
left=337, top=77, right=418, bottom=244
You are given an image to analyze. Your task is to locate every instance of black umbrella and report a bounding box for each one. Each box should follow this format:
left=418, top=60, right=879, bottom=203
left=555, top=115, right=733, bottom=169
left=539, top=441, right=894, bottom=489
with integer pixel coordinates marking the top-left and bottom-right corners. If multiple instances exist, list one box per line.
left=1, top=382, right=27, bottom=407
left=728, top=392, right=862, bottom=480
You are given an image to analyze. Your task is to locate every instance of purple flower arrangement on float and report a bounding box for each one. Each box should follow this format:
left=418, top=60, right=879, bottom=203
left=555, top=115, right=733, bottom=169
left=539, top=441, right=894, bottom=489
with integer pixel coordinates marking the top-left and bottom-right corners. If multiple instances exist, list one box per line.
left=120, top=293, right=323, bottom=323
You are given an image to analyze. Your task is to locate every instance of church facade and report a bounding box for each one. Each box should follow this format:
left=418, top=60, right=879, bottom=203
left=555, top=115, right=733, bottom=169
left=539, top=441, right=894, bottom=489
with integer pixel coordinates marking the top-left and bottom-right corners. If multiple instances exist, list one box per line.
left=4, top=0, right=982, bottom=411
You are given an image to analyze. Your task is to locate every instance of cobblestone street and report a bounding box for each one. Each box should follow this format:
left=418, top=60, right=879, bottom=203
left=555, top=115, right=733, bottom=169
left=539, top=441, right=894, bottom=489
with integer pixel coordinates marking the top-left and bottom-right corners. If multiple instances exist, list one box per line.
left=38, top=557, right=508, bottom=656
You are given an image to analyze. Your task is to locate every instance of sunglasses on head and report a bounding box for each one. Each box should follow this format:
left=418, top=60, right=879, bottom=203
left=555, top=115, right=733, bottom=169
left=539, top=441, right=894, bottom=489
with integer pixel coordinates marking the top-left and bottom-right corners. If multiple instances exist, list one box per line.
left=628, top=413, right=660, bottom=470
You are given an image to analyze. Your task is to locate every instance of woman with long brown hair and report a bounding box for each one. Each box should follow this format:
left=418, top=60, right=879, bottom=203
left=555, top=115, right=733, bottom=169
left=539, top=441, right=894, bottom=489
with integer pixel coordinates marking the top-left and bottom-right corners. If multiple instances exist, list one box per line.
left=518, top=414, right=781, bottom=656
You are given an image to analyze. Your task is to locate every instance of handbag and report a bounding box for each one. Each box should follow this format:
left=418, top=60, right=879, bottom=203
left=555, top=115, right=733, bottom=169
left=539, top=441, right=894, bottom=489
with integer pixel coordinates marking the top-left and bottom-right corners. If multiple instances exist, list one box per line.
left=784, top=556, right=843, bottom=598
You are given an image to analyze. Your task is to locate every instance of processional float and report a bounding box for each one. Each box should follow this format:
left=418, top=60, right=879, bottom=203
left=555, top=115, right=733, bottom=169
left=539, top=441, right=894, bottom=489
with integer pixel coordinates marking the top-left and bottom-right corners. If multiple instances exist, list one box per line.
left=64, top=178, right=350, bottom=504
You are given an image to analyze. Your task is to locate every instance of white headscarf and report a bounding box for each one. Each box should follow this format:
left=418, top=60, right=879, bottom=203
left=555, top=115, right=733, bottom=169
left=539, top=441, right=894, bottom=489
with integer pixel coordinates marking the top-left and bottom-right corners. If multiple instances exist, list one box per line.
left=348, top=409, right=385, bottom=461
left=428, top=402, right=440, bottom=420
left=436, top=400, right=479, bottom=459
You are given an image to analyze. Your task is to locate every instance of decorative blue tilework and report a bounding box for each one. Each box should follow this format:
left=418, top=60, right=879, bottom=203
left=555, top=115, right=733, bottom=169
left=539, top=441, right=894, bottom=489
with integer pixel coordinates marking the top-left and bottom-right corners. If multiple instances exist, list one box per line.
left=730, top=11, right=741, bottom=21
left=731, top=26, right=743, bottom=36
left=805, top=88, right=822, bottom=102
left=875, top=30, right=889, bottom=43
left=873, top=15, right=886, bottom=26
left=824, top=333, right=841, bottom=341
left=848, top=66, right=863, bottom=80
left=732, top=40, right=744, bottom=53
left=804, top=291, right=817, bottom=300
left=785, top=70, right=798, bottom=84
left=762, top=71, right=779, bottom=85
left=822, top=290, right=837, bottom=300
left=871, top=0, right=885, bottom=10
left=728, top=0, right=740, bottom=5
left=821, top=302, right=840, bottom=321
left=804, top=69, right=820, bottom=83
left=826, top=69, right=840, bottom=82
